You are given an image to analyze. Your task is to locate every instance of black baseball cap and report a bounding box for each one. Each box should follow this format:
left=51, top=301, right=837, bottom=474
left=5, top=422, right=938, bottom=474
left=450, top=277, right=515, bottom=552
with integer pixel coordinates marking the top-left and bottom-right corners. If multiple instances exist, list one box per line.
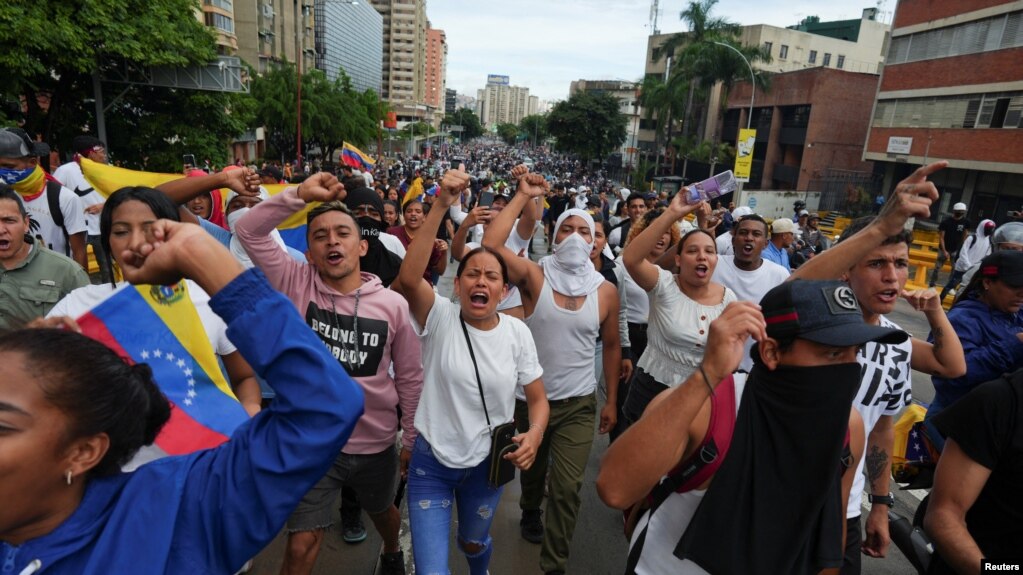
left=979, top=250, right=1023, bottom=287
left=760, top=280, right=907, bottom=347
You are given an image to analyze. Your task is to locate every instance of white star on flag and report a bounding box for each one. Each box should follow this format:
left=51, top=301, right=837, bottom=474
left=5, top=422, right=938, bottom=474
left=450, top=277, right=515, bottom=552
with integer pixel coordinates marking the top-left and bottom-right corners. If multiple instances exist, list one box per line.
left=188, top=389, right=197, bottom=398
left=188, top=378, right=195, bottom=386
left=184, top=398, right=193, bottom=406
left=154, top=349, right=162, bottom=358
left=141, top=350, right=150, bottom=360
left=184, top=368, right=192, bottom=377
left=177, top=359, right=185, bottom=368
left=166, top=353, right=175, bottom=362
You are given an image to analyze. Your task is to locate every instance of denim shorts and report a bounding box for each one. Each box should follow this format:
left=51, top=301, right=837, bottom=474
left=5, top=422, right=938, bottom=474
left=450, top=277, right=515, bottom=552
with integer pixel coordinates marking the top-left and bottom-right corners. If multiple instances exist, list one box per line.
left=287, top=445, right=399, bottom=532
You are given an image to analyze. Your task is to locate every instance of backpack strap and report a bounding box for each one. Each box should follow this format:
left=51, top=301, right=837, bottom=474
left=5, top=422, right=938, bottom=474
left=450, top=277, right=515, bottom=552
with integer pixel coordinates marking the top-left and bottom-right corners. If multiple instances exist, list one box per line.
left=625, top=375, right=737, bottom=575
left=45, top=181, right=71, bottom=255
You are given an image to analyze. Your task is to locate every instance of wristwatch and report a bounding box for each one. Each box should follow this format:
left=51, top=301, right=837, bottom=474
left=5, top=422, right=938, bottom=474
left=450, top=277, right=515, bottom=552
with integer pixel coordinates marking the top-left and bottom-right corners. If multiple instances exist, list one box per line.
left=868, top=492, right=895, bottom=507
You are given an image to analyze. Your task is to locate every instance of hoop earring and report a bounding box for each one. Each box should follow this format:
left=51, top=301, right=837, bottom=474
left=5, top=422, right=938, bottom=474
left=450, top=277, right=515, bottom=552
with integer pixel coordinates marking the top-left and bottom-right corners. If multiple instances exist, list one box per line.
left=66, top=470, right=73, bottom=486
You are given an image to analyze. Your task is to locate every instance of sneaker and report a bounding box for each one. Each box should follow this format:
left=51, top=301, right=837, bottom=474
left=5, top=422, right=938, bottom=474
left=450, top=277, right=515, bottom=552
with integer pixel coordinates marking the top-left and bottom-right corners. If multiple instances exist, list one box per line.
left=341, top=511, right=367, bottom=544
left=520, top=509, right=544, bottom=544
left=380, top=550, right=405, bottom=575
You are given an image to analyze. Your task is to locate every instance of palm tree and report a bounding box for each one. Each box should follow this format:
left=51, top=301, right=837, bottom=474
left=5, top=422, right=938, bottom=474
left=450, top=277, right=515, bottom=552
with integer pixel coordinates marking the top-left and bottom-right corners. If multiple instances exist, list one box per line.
left=652, top=0, right=771, bottom=142
left=639, top=74, right=687, bottom=173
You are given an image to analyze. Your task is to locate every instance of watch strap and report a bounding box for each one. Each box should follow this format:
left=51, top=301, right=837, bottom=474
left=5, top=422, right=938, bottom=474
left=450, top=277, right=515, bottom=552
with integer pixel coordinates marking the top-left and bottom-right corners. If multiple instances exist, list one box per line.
left=868, top=492, right=895, bottom=507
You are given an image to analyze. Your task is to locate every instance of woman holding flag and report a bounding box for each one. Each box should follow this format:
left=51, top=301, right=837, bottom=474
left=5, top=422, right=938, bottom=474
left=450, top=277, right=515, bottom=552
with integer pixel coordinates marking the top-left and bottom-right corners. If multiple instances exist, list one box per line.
left=47, top=186, right=263, bottom=419
left=0, top=172, right=365, bottom=574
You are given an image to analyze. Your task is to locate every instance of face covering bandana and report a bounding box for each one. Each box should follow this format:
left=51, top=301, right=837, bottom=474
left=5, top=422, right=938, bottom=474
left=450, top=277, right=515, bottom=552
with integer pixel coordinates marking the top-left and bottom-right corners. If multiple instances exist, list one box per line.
left=674, top=359, right=861, bottom=574
left=537, top=208, right=605, bottom=297
left=357, top=216, right=384, bottom=239
left=355, top=215, right=402, bottom=287
left=0, top=165, right=44, bottom=198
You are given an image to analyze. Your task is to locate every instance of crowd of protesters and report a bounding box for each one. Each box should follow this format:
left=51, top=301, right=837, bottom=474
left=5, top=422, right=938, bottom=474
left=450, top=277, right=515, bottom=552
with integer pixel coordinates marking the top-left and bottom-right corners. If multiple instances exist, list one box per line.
left=0, top=126, right=1020, bottom=575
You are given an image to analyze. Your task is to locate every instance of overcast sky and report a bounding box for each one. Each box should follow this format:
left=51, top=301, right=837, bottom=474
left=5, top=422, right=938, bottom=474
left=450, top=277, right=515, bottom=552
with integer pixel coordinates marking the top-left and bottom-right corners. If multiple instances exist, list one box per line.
left=427, top=0, right=895, bottom=102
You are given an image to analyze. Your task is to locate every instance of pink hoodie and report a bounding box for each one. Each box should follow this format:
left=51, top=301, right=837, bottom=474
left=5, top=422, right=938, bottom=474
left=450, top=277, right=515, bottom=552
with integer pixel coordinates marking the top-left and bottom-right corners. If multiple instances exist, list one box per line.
left=235, top=187, right=423, bottom=454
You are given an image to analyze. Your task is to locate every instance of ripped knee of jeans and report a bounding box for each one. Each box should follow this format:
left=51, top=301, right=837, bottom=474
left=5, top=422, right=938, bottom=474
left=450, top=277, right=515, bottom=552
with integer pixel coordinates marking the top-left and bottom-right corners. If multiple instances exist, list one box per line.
left=457, top=535, right=491, bottom=558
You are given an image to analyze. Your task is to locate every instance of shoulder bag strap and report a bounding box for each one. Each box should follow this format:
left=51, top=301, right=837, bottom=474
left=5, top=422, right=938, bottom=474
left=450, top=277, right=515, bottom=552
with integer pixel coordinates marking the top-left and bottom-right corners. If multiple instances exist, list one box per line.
left=460, top=315, right=493, bottom=434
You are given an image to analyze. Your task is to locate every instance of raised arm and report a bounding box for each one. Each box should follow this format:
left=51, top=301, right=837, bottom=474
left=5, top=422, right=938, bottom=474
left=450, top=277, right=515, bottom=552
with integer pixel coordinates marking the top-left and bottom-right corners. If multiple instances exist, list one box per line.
left=451, top=206, right=484, bottom=261
left=597, top=301, right=767, bottom=509
left=901, top=289, right=966, bottom=378
left=156, top=168, right=261, bottom=225
left=392, top=167, right=469, bottom=327
left=623, top=192, right=702, bottom=291
left=792, top=162, right=946, bottom=281
left=481, top=170, right=546, bottom=299
left=118, top=219, right=365, bottom=574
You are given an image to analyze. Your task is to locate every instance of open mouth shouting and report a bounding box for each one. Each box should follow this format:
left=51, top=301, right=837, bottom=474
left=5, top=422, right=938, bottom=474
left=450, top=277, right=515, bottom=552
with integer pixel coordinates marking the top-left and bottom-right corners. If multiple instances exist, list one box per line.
left=694, top=263, right=709, bottom=279
left=468, top=289, right=491, bottom=308
left=325, top=250, right=344, bottom=265
left=740, top=242, right=755, bottom=256
left=876, top=289, right=899, bottom=304
left=0, top=238, right=10, bottom=252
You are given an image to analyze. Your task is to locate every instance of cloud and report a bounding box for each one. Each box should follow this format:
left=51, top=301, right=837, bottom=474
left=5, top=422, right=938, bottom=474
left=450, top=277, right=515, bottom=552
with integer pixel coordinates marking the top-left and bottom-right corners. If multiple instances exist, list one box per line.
left=427, top=0, right=889, bottom=101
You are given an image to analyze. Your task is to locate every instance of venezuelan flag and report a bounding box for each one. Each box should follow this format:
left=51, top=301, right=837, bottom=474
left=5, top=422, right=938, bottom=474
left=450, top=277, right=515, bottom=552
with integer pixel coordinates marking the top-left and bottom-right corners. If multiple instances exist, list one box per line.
left=341, top=142, right=376, bottom=171
left=76, top=282, right=249, bottom=456
left=79, top=159, right=313, bottom=253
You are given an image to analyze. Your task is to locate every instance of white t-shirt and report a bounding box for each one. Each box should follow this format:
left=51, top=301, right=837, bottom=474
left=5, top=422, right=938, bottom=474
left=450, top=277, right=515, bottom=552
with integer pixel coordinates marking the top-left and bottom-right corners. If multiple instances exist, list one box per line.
left=629, top=374, right=747, bottom=574
left=380, top=232, right=407, bottom=258
left=47, top=280, right=237, bottom=357
left=848, top=315, right=912, bottom=518
left=638, top=268, right=736, bottom=387
left=411, top=297, right=543, bottom=469
left=715, top=232, right=733, bottom=256
left=711, top=256, right=790, bottom=371
left=52, top=161, right=104, bottom=236
left=23, top=183, right=87, bottom=256
left=616, top=256, right=649, bottom=324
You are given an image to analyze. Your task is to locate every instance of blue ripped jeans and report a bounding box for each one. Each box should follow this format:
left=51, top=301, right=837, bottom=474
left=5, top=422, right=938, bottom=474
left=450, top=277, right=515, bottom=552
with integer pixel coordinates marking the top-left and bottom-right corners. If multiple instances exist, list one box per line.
left=407, top=435, right=504, bottom=575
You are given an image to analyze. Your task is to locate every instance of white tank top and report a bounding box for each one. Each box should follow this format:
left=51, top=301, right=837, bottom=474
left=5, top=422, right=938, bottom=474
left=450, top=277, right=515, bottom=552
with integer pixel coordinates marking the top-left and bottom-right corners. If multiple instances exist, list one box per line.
left=523, top=279, right=600, bottom=400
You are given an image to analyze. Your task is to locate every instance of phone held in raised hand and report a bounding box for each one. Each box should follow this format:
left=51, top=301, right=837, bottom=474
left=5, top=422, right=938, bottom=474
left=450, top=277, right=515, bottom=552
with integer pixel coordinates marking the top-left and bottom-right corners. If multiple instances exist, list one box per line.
left=478, top=190, right=495, bottom=208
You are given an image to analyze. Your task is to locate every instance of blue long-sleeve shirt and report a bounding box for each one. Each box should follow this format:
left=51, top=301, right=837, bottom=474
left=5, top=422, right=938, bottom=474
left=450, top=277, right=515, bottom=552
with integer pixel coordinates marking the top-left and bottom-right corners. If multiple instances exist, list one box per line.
left=930, top=297, right=1023, bottom=412
left=1, top=268, right=365, bottom=574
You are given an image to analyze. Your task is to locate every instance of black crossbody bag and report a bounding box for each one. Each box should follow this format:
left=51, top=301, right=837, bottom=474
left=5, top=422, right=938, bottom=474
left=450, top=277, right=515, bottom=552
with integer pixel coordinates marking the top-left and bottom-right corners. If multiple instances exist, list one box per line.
left=460, top=316, right=517, bottom=488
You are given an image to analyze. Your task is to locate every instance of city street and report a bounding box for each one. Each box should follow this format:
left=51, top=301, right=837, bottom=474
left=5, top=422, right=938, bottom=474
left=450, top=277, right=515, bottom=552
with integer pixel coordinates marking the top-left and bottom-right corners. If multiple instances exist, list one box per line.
left=249, top=228, right=933, bottom=575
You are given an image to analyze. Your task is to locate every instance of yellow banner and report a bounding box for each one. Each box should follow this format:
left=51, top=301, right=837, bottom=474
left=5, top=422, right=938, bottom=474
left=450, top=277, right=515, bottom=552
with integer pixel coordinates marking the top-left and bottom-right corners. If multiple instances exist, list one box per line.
left=734, top=128, right=756, bottom=183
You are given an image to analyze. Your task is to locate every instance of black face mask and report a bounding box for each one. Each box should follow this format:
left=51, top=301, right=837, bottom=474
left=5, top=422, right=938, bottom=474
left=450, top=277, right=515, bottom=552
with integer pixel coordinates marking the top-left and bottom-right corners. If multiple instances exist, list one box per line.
left=357, top=216, right=385, bottom=238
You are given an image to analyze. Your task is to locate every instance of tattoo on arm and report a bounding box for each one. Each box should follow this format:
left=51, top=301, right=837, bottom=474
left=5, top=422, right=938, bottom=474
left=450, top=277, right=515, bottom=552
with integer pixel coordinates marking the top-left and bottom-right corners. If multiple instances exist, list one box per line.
left=932, top=327, right=943, bottom=353
left=865, top=445, right=889, bottom=493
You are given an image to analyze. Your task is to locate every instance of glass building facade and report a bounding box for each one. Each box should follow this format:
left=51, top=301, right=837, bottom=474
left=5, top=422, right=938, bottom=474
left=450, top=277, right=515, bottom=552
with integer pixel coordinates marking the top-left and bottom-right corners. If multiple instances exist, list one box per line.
left=314, top=0, right=383, bottom=94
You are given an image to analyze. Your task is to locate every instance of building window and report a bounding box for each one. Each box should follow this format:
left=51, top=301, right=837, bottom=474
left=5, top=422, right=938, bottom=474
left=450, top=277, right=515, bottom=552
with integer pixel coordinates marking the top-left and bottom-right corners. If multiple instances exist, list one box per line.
left=887, top=11, right=1023, bottom=65
left=871, top=92, right=1023, bottom=130
left=779, top=45, right=788, bottom=59
left=204, top=0, right=233, bottom=10
left=837, top=55, right=845, bottom=69
left=204, top=12, right=234, bottom=34
left=823, top=53, right=831, bottom=66
left=808, top=50, right=817, bottom=64
left=763, top=41, right=773, bottom=55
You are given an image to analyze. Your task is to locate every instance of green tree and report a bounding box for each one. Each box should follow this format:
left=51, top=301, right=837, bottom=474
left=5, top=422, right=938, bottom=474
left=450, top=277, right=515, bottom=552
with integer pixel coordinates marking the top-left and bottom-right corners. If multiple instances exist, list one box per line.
left=1, top=0, right=219, bottom=151
left=104, top=88, right=255, bottom=171
left=442, top=107, right=483, bottom=141
left=651, top=0, right=770, bottom=141
left=496, top=123, right=519, bottom=146
left=397, top=121, right=436, bottom=140
left=518, top=115, right=548, bottom=146
left=546, top=92, right=627, bottom=162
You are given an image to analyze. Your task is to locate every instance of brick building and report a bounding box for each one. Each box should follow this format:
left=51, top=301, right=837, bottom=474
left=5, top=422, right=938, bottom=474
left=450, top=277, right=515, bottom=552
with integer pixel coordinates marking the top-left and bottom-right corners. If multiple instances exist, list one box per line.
left=722, top=67, right=879, bottom=191
left=864, top=0, right=1023, bottom=224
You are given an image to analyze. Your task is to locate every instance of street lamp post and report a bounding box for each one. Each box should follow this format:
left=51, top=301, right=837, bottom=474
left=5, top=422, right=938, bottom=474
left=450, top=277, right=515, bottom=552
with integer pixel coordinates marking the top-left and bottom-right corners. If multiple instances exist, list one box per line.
left=712, top=41, right=754, bottom=130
